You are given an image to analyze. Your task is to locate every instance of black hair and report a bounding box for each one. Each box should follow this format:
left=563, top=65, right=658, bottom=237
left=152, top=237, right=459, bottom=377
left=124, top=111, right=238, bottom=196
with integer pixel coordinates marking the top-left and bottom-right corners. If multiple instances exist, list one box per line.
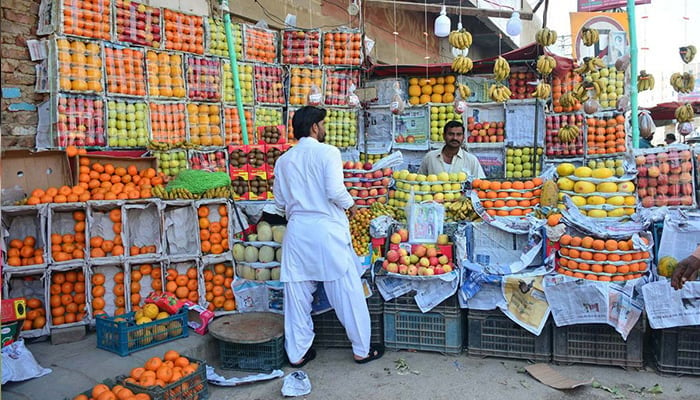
left=443, top=120, right=465, bottom=135
left=292, top=106, right=327, bottom=139
left=665, top=133, right=676, bottom=141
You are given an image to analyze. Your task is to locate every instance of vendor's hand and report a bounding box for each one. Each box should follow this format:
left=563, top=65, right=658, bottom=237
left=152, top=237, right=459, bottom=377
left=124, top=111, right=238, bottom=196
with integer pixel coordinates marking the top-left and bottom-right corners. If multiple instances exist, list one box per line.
left=348, top=204, right=358, bottom=219
left=671, top=255, right=700, bottom=290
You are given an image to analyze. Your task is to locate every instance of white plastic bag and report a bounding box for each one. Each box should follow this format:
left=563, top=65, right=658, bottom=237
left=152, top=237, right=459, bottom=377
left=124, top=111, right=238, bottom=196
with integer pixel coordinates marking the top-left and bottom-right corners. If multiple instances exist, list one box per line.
left=308, top=84, right=322, bottom=106
left=347, top=83, right=360, bottom=108
left=2, top=339, right=52, bottom=384
left=389, top=81, right=405, bottom=115
left=282, top=371, right=312, bottom=397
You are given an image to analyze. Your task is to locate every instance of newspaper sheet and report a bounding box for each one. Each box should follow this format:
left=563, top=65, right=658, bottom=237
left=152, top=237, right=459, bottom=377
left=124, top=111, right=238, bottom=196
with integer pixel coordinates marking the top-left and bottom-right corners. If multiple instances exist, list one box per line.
left=658, top=212, right=700, bottom=261
left=643, top=281, right=700, bottom=329
left=501, top=275, right=550, bottom=335
left=376, top=274, right=459, bottom=313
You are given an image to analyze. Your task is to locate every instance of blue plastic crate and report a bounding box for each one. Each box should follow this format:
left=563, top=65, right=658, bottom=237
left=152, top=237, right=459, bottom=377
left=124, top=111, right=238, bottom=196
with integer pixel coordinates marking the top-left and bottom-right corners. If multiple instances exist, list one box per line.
left=96, top=309, right=188, bottom=356
left=383, top=300, right=463, bottom=354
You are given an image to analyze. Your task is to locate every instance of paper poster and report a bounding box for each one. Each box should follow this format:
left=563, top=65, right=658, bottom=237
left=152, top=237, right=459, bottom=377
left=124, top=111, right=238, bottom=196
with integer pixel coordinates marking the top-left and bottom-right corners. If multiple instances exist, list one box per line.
left=407, top=202, right=445, bottom=243
left=501, top=275, right=550, bottom=335
left=393, top=106, right=429, bottom=150
left=469, top=145, right=505, bottom=179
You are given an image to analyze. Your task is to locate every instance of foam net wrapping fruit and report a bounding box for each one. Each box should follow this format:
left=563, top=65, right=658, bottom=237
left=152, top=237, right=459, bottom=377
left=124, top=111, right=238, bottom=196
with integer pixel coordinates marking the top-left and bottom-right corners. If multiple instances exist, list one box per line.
left=586, top=113, right=627, bottom=156
left=430, top=105, right=462, bottom=142
left=223, top=106, right=255, bottom=145
left=254, top=64, right=286, bottom=105
left=289, top=66, right=324, bottom=106
left=323, top=29, right=362, bottom=66
left=282, top=29, right=322, bottom=65
left=508, top=70, right=537, bottom=100
left=556, top=163, right=637, bottom=219
left=472, top=178, right=543, bottom=218
left=104, top=44, right=146, bottom=97
left=391, top=170, right=467, bottom=210
left=60, top=0, right=111, bottom=40
left=145, top=50, right=185, bottom=99
left=163, top=9, right=204, bottom=54
left=545, top=113, right=584, bottom=157
left=154, top=149, right=187, bottom=179
left=505, top=147, right=543, bottom=179
left=186, top=55, right=221, bottom=101
left=634, top=146, right=696, bottom=208
left=551, top=70, right=582, bottom=113
left=254, top=106, right=284, bottom=131
left=188, top=149, right=228, bottom=173
left=54, top=94, right=106, bottom=148
left=186, top=103, right=224, bottom=147
left=324, top=69, right=361, bottom=106
left=149, top=102, right=187, bottom=144
left=55, top=37, right=104, bottom=94
left=324, top=108, right=357, bottom=148
left=466, top=116, right=506, bottom=144
left=342, top=162, right=393, bottom=208
left=243, top=24, right=278, bottom=63
left=556, top=233, right=651, bottom=282
left=106, top=99, right=149, bottom=148
left=223, top=61, right=254, bottom=104
left=206, top=18, right=230, bottom=57
left=114, top=0, right=162, bottom=47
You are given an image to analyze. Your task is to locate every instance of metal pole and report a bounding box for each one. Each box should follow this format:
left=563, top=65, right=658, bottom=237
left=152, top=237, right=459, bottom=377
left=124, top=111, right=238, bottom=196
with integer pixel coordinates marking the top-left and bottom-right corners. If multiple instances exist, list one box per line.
left=222, top=1, right=249, bottom=145
left=628, top=0, right=639, bottom=148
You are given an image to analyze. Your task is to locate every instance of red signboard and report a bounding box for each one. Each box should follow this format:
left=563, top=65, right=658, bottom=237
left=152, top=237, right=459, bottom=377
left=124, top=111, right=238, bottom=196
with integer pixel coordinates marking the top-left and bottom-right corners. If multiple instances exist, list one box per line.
left=577, top=0, right=651, bottom=12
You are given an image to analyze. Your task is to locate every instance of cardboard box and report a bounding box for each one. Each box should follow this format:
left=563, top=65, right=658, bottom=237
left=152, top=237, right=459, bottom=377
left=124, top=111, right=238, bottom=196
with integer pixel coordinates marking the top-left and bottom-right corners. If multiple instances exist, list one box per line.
left=230, top=171, right=250, bottom=200
left=256, top=124, right=287, bottom=144
left=227, top=145, right=250, bottom=176
left=1, top=298, right=26, bottom=323
left=73, top=152, right=157, bottom=185
left=264, top=143, right=290, bottom=175
left=248, top=170, right=268, bottom=200
left=247, top=144, right=267, bottom=173
left=2, top=150, right=72, bottom=197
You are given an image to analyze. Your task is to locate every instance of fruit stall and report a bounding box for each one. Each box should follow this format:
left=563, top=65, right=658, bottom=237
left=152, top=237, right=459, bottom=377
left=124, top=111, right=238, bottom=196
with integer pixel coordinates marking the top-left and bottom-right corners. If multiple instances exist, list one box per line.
left=3, top=1, right=700, bottom=391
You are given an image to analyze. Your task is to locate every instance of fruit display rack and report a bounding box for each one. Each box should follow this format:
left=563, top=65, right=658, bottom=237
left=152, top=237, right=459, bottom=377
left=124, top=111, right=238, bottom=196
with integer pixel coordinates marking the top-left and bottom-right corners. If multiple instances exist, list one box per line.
left=163, top=9, right=204, bottom=54
left=254, top=107, right=284, bottom=131
left=186, top=55, right=221, bottom=101
left=324, top=68, right=361, bottom=106
left=288, top=66, right=324, bottom=106
left=585, top=113, right=627, bottom=156
left=223, top=106, right=255, bottom=145
left=52, top=36, right=104, bottom=95
left=104, top=43, right=147, bottom=97
left=113, top=0, right=162, bottom=48
left=429, top=104, right=462, bottom=143
left=106, top=98, right=150, bottom=148
left=222, top=61, right=254, bottom=104
left=145, top=49, right=186, bottom=99
left=508, top=70, right=537, bottom=100
left=56, top=0, right=112, bottom=40
left=282, top=28, right=322, bottom=65
left=254, top=64, right=286, bottom=105
left=324, top=108, right=358, bottom=148
left=53, top=93, right=106, bottom=148
left=188, top=149, right=228, bottom=173
left=149, top=101, right=187, bottom=144
left=243, top=24, right=278, bottom=64
left=544, top=113, right=585, bottom=158
left=551, top=70, right=582, bottom=113
left=186, top=102, right=224, bottom=147
left=634, top=146, right=696, bottom=208
left=205, top=17, right=228, bottom=57
left=322, top=29, right=362, bottom=66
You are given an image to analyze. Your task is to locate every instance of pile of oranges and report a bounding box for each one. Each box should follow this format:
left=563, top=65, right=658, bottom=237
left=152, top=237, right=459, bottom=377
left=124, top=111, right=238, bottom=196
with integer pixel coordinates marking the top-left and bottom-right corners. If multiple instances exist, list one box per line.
left=203, top=263, right=236, bottom=312
left=472, top=178, right=543, bottom=217
left=50, top=210, right=87, bottom=263
left=49, top=270, right=87, bottom=325
left=130, top=264, right=164, bottom=310
left=322, top=31, right=362, bottom=65
left=146, top=51, right=186, bottom=99
left=551, top=71, right=583, bottom=113
left=163, top=10, right=204, bottom=54
left=57, top=38, right=103, bottom=93
left=198, top=205, right=229, bottom=255
left=122, top=351, right=203, bottom=397
left=62, top=0, right=111, bottom=40
left=73, top=383, right=150, bottom=400
left=244, top=26, right=277, bottom=63
left=223, top=107, right=254, bottom=145
left=105, top=46, right=146, bottom=96
left=289, top=67, right=323, bottom=106
left=586, top=114, right=627, bottom=155
left=91, top=271, right=117, bottom=317
left=407, top=76, right=457, bottom=105
left=23, top=298, right=46, bottom=331
left=557, top=235, right=650, bottom=281
left=89, top=209, right=124, bottom=258
left=149, top=103, right=187, bottom=143
left=6, top=236, right=43, bottom=267
left=186, top=103, right=223, bottom=146
left=164, top=266, right=199, bottom=302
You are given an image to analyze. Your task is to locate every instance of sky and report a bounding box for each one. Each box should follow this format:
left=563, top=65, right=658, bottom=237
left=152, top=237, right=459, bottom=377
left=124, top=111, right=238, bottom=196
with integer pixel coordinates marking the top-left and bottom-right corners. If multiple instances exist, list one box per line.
left=528, top=0, right=700, bottom=108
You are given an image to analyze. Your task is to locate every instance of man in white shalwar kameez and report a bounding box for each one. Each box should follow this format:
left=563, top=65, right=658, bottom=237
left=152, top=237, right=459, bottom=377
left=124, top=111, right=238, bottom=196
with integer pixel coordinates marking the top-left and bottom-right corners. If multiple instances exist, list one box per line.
left=273, top=106, right=384, bottom=367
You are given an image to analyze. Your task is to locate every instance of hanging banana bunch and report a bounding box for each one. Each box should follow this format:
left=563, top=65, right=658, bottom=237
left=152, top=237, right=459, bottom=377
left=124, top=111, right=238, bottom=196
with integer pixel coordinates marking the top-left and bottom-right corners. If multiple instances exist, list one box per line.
left=679, top=45, right=697, bottom=64
left=448, top=29, right=473, bottom=50
left=574, top=56, right=606, bottom=75
left=488, top=83, right=512, bottom=102
left=532, top=81, right=551, bottom=100
left=493, top=56, right=510, bottom=81
left=637, top=70, right=655, bottom=92
left=675, top=103, right=695, bottom=123
left=451, top=55, right=473, bottom=74
left=559, top=91, right=577, bottom=108
left=572, top=82, right=590, bottom=102
left=535, top=28, right=557, bottom=46
left=457, top=83, right=472, bottom=99
left=581, top=27, right=600, bottom=47
left=536, top=55, right=556, bottom=76
left=558, top=125, right=580, bottom=143
left=670, top=72, right=695, bottom=93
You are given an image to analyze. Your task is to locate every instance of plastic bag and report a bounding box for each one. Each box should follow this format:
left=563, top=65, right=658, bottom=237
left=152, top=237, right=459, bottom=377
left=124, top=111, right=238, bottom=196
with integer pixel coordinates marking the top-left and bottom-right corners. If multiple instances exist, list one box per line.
left=307, top=83, right=322, bottom=106
left=2, top=339, right=52, bottom=384
left=615, top=54, right=630, bottom=72
left=282, top=371, right=312, bottom=397
left=616, top=95, right=630, bottom=112
left=638, top=110, right=655, bottom=138
left=389, top=81, right=405, bottom=115
left=407, top=200, right=445, bottom=243
left=677, top=121, right=694, bottom=136
left=583, top=97, right=600, bottom=114
left=347, top=83, right=360, bottom=108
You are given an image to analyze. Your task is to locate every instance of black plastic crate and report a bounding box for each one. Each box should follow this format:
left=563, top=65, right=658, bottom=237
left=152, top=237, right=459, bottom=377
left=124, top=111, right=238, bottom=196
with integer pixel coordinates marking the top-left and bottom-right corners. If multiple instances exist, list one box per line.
left=652, top=325, right=700, bottom=376
left=219, top=335, right=285, bottom=372
left=312, top=298, right=383, bottom=348
left=119, top=356, right=208, bottom=400
left=467, top=309, right=552, bottom=362
left=553, top=315, right=646, bottom=368
left=383, top=297, right=464, bottom=355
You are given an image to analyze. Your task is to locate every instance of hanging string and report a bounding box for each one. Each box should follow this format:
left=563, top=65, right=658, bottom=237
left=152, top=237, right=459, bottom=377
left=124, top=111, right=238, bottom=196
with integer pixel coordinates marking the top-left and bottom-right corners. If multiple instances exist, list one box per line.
left=683, top=0, right=689, bottom=42
left=498, top=32, right=502, bottom=55
left=393, top=0, right=399, bottom=80
left=423, top=0, right=429, bottom=78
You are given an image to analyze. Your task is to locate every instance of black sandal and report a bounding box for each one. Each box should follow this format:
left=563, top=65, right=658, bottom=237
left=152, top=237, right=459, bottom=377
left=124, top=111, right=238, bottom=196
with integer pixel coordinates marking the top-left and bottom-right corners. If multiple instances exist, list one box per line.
left=289, top=348, right=316, bottom=368
left=354, top=345, right=385, bottom=364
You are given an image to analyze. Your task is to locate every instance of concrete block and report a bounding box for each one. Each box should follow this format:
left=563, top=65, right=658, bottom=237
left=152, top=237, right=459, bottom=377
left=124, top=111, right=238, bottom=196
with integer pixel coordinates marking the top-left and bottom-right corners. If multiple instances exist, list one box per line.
left=51, top=325, right=86, bottom=345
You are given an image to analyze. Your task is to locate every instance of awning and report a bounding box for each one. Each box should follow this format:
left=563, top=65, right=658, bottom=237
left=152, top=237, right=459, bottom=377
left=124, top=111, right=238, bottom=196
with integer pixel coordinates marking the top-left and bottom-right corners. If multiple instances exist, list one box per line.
left=644, top=101, right=700, bottom=122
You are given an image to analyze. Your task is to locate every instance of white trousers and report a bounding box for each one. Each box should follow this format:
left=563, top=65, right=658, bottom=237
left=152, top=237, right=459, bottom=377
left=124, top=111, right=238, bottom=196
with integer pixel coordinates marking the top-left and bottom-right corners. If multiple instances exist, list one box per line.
left=284, top=267, right=371, bottom=363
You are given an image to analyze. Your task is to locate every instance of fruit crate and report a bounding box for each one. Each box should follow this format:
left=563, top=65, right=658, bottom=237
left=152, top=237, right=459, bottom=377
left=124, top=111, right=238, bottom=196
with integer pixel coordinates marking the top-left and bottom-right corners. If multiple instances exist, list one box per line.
left=48, top=0, right=112, bottom=41
left=96, top=309, right=188, bottom=356
left=552, top=314, right=646, bottom=368
left=323, top=68, right=361, bottom=106
left=219, top=335, right=285, bottom=372
left=145, top=49, right=186, bottom=99
left=467, top=309, right=552, bottom=362
left=652, top=325, right=700, bottom=376
left=282, top=28, right=322, bottom=65
left=383, top=294, right=464, bottom=354
left=119, top=356, right=208, bottom=400
left=106, top=98, right=150, bottom=148
left=186, top=55, right=221, bottom=102
left=52, top=93, right=106, bottom=149
left=223, top=106, right=255, bottom=145
left=242, top=24, right=278, bottom=64
left=544, top=113, right=585, bottom=158
left=163, top=9, right=204, bottom=54
left=104, top=43, right=147, bottom=97
left=254, top=64, right=286, bottom=105
left=322, top=29, right=362, bottom=66
left=50, top=36, right=105, bottom=95
left=149, top=101, right=188, bottom=144
left=113, top=0, right=162, bottom=48
left=205, top=17, right=229, bottom=57
left=222, top=61, right=255, bottom=105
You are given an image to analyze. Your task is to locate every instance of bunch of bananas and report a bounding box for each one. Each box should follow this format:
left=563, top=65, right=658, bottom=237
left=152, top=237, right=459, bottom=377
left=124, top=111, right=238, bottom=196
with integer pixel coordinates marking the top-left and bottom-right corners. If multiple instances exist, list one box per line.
left=152, top=185, right=201, bottom=200
left=448, top=29, right=473, bottom=49
left=680, top=45, right=697, bottom=64
left=202, top=186, right=234, bottom=199
left=488, top=83, right=512, bottom=102
left=532, top=81, right=551, bottom=99
left=536, top=55, right=556, bottom=76
left=558, top=125, right=580, bottom=143
left=446, top=197, right=480, bottom=222
left=493, top=56, right=510, bottom=81
left=535, top=28, right=558, bottom=46
left=147, top=140, right=199, bottom=151
left=637, top=70, right=655, bottom=92
left=675, top=103, right=695, bottom=123
left=581, top=27, right=600, bottom=46
left=572, top=82, right=590, bottom=102
left=559, top=91, right=577, bottom=108
left=574, top=57, right=606, bottom=75
left=457, top=83, right=472, bottom=99
left=452, top=55, right=474, bottom=74
left=370, top=201, right=406, bottom=223
left=670, top=72, right=695, bottom=93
